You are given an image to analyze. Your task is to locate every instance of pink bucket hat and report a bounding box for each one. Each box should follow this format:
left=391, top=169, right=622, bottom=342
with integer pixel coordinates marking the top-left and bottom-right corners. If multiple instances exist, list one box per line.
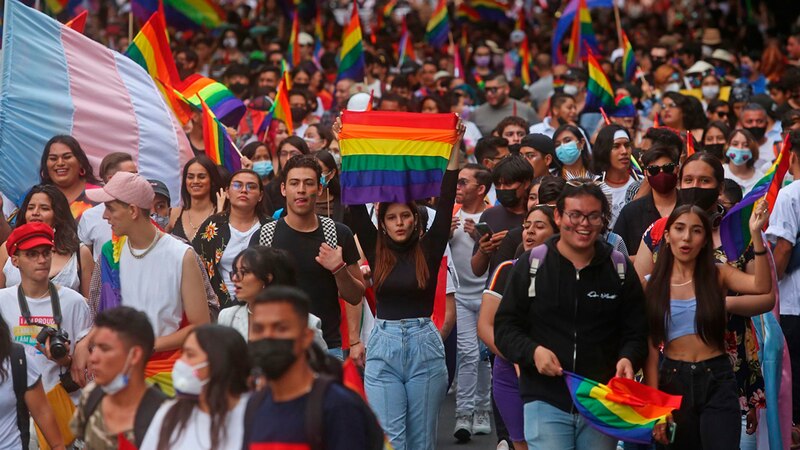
left=86, top=171, right=154, bottom=209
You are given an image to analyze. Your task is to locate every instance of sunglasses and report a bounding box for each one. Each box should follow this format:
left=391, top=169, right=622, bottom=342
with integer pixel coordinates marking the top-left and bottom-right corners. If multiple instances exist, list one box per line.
left=645, top=163, right=677, bottom=176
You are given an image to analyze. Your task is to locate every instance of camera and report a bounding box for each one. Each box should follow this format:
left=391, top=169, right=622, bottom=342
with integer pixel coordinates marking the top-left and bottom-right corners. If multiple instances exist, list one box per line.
left=36, top=326, right=70, bottom=360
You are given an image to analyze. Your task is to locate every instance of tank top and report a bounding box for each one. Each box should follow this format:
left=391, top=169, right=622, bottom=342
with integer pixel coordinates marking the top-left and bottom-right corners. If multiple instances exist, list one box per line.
left=667, top=298, right=698, bottom=342
left=3, top=250, right=80, bottom=291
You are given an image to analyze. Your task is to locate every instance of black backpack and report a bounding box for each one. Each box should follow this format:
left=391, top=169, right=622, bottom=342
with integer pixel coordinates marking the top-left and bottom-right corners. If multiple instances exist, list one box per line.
left=10, top=344, right=30, bottom=450
left=78, top=385, right=167, bottom=447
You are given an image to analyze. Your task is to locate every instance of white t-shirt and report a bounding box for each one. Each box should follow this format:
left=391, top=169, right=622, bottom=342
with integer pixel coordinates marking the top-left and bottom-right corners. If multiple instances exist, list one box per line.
left=766, top=180, right=800, bottom=315
left=139, top=394, right=250, bottom=450
left=724, top=164, right=766, bottom=194
left=0, top=347, right=41, bottom=450
left=449, top=208, right=488, bottom=301
left=78, top=204, right=111, bottom=258
left=604, top=177, right=637, bottom=229
left=119, top=234, right=190, bottom=337
left=220, top=222, right=261, bottom=299
left=0, top=286, right=91, bottom=397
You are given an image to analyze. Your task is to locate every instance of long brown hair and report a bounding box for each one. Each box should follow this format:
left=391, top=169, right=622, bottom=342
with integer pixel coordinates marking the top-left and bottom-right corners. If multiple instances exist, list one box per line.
left=373, top=202, right=429, bottom=290
left=645, top=205, right=726, bottom=350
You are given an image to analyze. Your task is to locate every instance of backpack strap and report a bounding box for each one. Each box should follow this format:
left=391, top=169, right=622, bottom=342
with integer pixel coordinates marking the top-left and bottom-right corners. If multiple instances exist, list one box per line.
left=306, top=376, right=335, bottom=450
left=319, top=216, right=338, bottom=248
left=133, top=387, right=167, bottom=448
left=527, top=244, right=549, bottom=298
left=610, top=249, right=627, bottom=284
left=10, top=343, right=29, bottom=450
left=77, top=385, right=106, bottom=441
left=242, top=387, right=270, bottom=450
left=257, top=221, right=279, bottom=247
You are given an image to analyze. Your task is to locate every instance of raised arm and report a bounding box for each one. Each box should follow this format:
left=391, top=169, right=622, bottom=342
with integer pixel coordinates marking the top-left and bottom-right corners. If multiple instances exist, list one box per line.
left=721, top=202, right=772, bottom=296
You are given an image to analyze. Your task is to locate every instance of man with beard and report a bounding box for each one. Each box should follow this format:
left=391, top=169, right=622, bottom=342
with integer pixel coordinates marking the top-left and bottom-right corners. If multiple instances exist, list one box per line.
left=471, top=74, right=540, bottom=136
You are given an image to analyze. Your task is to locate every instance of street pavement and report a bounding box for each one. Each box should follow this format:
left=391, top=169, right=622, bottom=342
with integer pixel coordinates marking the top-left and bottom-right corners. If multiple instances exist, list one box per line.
left=437, top=390, right=500, bottom=450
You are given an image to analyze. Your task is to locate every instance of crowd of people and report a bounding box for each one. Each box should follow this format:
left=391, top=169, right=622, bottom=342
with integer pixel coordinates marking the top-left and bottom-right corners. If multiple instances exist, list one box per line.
left=2, top=0, right=800, bottom=449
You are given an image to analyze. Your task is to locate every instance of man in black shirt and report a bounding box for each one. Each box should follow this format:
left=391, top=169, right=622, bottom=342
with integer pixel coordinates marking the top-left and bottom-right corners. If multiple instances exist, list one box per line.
left=249, top=156, right=364, bottom=358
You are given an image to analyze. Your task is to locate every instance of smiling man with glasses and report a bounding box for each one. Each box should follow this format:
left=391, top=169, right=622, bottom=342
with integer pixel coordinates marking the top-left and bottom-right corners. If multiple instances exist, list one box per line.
left=471, top=74, right=540, bottom=136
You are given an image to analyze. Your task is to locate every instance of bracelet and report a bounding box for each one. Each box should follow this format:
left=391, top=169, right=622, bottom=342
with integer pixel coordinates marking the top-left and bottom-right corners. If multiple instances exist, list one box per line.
left=332, top=262, right=347, bottom=274
left=754, top=249, right=768, bottom=256
left=350, top=340, right=361, bottom=346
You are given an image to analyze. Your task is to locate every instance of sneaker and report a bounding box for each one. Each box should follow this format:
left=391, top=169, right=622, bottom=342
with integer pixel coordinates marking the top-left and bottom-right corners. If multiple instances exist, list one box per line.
left=496, top=439, right=510, bottom=450
left=454, top=414, right=472, bottom=442
left=473, top=410, right=492, bottom=435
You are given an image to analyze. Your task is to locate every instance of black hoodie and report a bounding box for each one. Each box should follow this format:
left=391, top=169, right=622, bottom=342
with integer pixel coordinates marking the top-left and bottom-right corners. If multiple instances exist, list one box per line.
left=494, top=235, right=648, bottom=412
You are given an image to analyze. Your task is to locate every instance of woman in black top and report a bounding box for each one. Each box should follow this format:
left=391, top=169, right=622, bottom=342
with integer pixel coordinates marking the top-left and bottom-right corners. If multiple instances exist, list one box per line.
left=349, top=122, right=464, bottom=450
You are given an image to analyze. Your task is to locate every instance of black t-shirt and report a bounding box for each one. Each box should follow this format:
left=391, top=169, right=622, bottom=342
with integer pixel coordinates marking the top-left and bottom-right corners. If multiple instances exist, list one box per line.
left=473, top=206, right=524, bottom=278
left=246, top=383, right=370, bottom=449
left=249, top=219, right=360, bottom=348
left=262, top=179, right=286, bottom=217
left=612, top=193, right=663, bottom=255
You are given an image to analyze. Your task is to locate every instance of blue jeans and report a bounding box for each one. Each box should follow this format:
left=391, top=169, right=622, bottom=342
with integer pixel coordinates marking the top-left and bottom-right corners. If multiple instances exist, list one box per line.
left=327, top=347, right=343, bottom=360
left=524, top=401, right=618, bottom=450
left=364, top=318, right=447, bottom=450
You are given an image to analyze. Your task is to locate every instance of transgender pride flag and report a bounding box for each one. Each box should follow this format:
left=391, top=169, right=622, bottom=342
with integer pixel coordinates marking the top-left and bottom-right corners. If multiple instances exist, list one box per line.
left=0, top=0, right=192, bottom=206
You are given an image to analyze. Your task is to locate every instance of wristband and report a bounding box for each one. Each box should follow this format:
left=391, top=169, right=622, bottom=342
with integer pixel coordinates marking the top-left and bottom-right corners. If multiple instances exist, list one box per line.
left=332, top=262, right=347, bottom=274
left=754, top=249, right=768, bottom=256
left=350, top=340, right=361, bottom=346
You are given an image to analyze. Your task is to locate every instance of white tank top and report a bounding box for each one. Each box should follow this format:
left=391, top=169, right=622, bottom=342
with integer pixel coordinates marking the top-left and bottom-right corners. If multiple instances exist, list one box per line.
left=119, top=233, right=190, bottom=337
left=3, top=250, right=81, bottom=291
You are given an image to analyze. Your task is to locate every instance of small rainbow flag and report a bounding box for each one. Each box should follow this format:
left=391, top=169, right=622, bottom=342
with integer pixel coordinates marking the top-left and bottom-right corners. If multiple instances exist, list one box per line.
left=313, top=6, right=324, bottom=65
left=45, top=0, right=68, bottom=14
left=455, top=3, right=480, bottom=23
left=425, top=0, right=449, bottom=49
left=397, top=19, right=415, bottom=67
left=281, top=59, right=293, bottom=90
left=338, top=111, right=458, bottom=204
left=621, top=30, right=636, bottom=82
left=564, top=371, right=682, bottom=444
left=566, top=0, right=599, bottom=65
left=382, top=0, right=398, bottom=17
left=337, top=1, right=365, bottom=82
left=720, top=134, right=791, bottom=260
left=584, top=51, right=615, bottom=112
left=175, top=74, right=246, bottom=128
left=686, top=130, right=696, bottom=156
left=287, top=11, right=301, bottom=68
left=126, top=10, right=192, bottom=125
left=132, top=0, right=224, bottom=30
left=472, top=0, right=510, bottom=22
left=257, top=77, right=294, bottom=139
left=519, top=34, right=532, bottom=86
left=65, top=10, right=88, bottom=33
left=200, top=98, right=241, bottom=172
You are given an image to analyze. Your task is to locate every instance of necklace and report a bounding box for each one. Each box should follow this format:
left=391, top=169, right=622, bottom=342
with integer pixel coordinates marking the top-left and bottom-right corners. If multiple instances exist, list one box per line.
left=188, top=206, right=214, bottom=231
left=128, top=230, right=162, bottom=259
left=670, top=279, right=693, bottom=287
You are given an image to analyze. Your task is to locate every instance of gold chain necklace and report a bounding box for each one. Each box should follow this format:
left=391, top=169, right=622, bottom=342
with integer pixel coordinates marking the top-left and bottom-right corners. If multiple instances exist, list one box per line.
left=128, top=231, right=162, bottom=259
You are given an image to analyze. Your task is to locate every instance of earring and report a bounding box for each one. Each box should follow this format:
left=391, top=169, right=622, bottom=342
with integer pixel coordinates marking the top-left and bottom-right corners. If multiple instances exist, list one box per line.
left=79, top=168, right=86, bottom=176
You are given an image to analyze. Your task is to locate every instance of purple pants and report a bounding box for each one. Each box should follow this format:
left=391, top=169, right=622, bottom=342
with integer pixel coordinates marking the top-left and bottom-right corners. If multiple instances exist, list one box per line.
left=493, top=355, right=525, bottom=442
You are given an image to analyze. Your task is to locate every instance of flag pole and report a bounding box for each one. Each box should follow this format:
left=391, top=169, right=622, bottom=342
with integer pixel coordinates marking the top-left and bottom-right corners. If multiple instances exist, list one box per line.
left=613, top=0, right=623, bottom=51
left=128, top=11, right=134, bottom=43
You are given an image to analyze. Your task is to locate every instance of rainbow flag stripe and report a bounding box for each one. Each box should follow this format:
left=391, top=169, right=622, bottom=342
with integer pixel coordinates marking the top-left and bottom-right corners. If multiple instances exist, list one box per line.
left=425, top=0, right=449, bottom=49
left=472, top=0, right=510, bottom=21
left=339, top=111, right=458, bottom=204
left=200, top=98, right=241, bottom=172
left=455, top=3, right=480, bottom=22
left=564, top=371, right=682, bottom=444
left=132, top=0, right=224, bottom=30
left=584, top=51, right=615, bottom=112
left=257, top=77, right=294, bottom=138
left=287, top=11, right=301, bottom=67
left=45, top=0, right=69, bottom=14
left=126, top=10, right=192, bottom=125
left=519, top=35, right=532, bottom=86
left=567, top=0, right=598, bottom=64
left=176, top=74, right=245, bottom=127
left=397, top=19, right=415, bottom=66
left=621, top=30, right=636, bottom=82
left=337, top=2, right=365, bottom=82
left=720, top=134, right=791, bottom=260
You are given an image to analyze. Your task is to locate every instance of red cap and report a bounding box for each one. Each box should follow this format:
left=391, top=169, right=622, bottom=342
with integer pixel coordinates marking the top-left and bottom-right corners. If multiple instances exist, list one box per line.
left=6, top=222, right=55, bottom=256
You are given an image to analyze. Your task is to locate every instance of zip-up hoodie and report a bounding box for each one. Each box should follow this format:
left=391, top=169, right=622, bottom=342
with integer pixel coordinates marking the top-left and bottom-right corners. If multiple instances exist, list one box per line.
left=494, top=235, right=648, bottom=412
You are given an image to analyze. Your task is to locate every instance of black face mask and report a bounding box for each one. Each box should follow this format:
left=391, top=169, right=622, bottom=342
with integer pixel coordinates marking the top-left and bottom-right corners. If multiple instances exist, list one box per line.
left=291, top=107, right=307, bottom=123
left=703, top=143, right=725, bottom=160
left=744, top=126, right=766, bottom=141
left=496, top=188, right=521, bottom=208
left=293, top=83, right=310, bottom=92
left=651, top=57, right=666, bottom=67
left=229, top=82, right=249, bottom=96
left=678, top=187, right=719, bottom=211
left=248, top=338, right=297, bottom=380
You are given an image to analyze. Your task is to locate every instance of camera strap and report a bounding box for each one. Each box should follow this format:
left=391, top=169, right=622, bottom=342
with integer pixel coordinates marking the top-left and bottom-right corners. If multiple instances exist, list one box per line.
left=17, top=282, right=62, bottom=328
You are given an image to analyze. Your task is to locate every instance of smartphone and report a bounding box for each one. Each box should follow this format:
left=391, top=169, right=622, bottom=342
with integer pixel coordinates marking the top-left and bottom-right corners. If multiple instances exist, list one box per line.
left=667, top=422, right=677, bottom=443
left=475, top=222, right=493, bottom=239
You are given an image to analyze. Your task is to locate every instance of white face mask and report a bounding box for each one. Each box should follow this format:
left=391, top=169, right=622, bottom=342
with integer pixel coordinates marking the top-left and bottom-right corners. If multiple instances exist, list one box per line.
left=664, top=82, right=681, bottom=93
left=172, top=360, right=209, bottom=396
left=100, top=349, right=134, bottom=395
left=563, top=84, right=579, bottom=96
left=701, top=85, right=720, bottom=100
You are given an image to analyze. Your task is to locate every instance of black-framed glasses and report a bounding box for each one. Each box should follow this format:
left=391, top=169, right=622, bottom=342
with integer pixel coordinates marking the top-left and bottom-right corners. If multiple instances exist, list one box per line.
left=229, top=267, right=253, bottom=282
left=485, top=87, right=501, bottom=94
left=645, top=163, right=677, bottom=176
left=715, top=111, right=729, bottom=118
left=563, top=210, right=604, bottom=226
left=230, top=181, right=259, bottom=192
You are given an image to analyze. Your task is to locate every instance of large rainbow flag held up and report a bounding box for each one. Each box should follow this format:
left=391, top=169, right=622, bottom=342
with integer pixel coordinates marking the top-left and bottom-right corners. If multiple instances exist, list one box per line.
left=337, top=1, right=365, bottom=82
left=132, top=0, right=224, bottom=30
left=720, top=134, right=791, bottom=260
left=425, top=0, right=449, bottom=49
left=584, top=51, right=615, bottom=112
left=200, top=98, right=241, bottom=172
left=175, top=74, right=246, bottom=127
left=338, top=111, right=458, bottom=205
left=0, top=0, right=192, bottom=207
left=563, top=371, right=683, bottom=444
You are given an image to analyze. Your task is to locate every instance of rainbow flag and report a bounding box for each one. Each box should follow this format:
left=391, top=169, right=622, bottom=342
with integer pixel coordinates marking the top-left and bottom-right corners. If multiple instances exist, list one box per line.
left=338, top=111, right=458, bottom=204
left=281, top=59, right=293, bottom=90
left=686, top=130, right=696, bottom=156
left=313, top=6, right=324, bottom=65
left=287, top=11, right=301, bottom=68
left=126, top=10, right=192, bottom=125
left=553, top=0, right=608, bottom=64
left=175, top=74, right=246, bottom=128
left=200, top=98, right=241, bottom=172
left=472, top=0, right=510, bottom=22
left=564, top=371, right=682, bottom=444
left=621, top=30, right=636, bottom=82
left=567, top=0, right=598, bottom=64
left=455, top=3, right=480, bottom=22
left=132, top=0, right=224, bottom=30
left=337, top=2, right=365, bottom=82
left=382, top=0, right=398, bottom=17
left=584, top=51, right=615, bottom=112
left=425, top=0, right=449, bottom=49
left=397, top=19, right=415, bottom=67
left=257, top=77, right=294, bottom=139
left=720, top=134, right=791, bottom=260
left=45, top=0, right=68, bottom=14
left=519, top=33, right=532, bottom=86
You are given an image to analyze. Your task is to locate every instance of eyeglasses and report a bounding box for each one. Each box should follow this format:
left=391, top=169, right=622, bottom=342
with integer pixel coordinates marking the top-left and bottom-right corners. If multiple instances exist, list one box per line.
left=645, top=163, right=677, bottom=176
left=563, top=210, right=604, bottom=226
left=521, top=151, right=540, bottom=161
left=662, top=102, right=678, bottom=109
left=21, top=248, right=52, bottom=259
left=230, top=181, right=259, bottom=192
left=229, top=267, right=253, bottom=282
left=485, top=87, right=501, bottom=94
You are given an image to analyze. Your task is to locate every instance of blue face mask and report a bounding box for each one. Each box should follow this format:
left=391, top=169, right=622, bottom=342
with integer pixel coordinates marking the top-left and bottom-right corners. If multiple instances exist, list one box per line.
left=556, top=141, right=581, bottom=165
left=726, top=146, right=752, bottom=166
left=252, top=160, right=273, bottom=177
left=320, top=171, right=333, bottom=187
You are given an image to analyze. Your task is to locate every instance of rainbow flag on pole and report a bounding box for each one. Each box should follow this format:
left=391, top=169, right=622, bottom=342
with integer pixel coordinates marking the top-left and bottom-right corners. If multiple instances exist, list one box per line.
left=564, top=371, right=682, bottom=444
left=175, top=74, right=246, bottom=127
left=566, top=0, right=598, bottom=64
left=287, top=10, right=301, bottom=68
left=584, top=51, right=615, bottom=112
left=720, top=134, right=791, bottom=260
left=338, top=111, right=458, bottom=204
left=472, top=0, right=510, bottom=22
left=455, top=3, right=480, bottom=23
left=257, top=77, right=294, bottom=139
left=337, top=1, right=365, bottom=82
left=397, top=18, right=415, bottom=66
left=132, top=0, right=224, bottom=30
left=200, top=98, right=241, bottom=172
left=425, top=0, right=449, bottom=49
left=621, top=30, right=636, bottom=82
